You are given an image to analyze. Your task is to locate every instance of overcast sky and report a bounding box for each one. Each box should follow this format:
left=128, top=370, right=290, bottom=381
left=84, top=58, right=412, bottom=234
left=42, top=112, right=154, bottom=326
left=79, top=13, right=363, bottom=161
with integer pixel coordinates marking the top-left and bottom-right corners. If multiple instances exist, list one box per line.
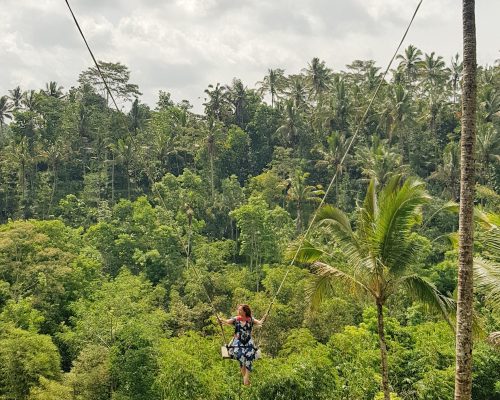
left=1, top=0, right=498, bottom=112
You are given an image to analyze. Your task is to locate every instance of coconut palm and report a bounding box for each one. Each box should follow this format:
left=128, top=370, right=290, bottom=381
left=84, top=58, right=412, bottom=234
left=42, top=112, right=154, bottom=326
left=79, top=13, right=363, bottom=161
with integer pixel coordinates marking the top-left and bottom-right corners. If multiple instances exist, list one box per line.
left=396, top=44, right=423, bottom=86
left=356, top=136, right=407, bottom=186
left=429, top=141, right=461, bottom=200
left=480, top=87, right=500, bottom=123
left=226, top=78, right=248, bottom=127
left=0, top=96, right=13, bottom=132
left=276, top=99, right=302, bottom=147
left=285, top=169, right=324, bottom=232
left=22, top=90, right=39, bottom=111
left=449, top=54, right=463, bottom=105
left=203, top=83, right=230, bottom=123
left=421, top=52, right=448, bottom=89
left=314, top=131, right=352, bottom=175
left=380, top=84, right=413, bottom=144
left=296, top=176, right=453, bottom=400
left=313, top=131, right=352, bottom=199
left=44, top=81, right=64, bottom=98
left=475, top=122, right=500, bottom=186
left=285, top=75, right=308, bottom=111
left=256, top=68, right=285, bottom=108
left=455, top=0, right=477, bottom=397
left=8, top=86, right=23, bottom=110
left=303, top=57, right=332, bottom=102
left=311, top=77, right=350, bottom=134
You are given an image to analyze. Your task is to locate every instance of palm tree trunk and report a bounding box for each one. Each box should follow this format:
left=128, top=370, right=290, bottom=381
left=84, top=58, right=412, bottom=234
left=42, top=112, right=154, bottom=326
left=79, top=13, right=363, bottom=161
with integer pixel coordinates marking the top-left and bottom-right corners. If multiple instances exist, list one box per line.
left=48, top=162, right=57, bottom=218
left=111, top=152, right=115, bottom=203
left=376, top=300, right=391, bottom=400
left=296, top=200, right=302, bottom=232
left=455, top=1, right=477, bottom=399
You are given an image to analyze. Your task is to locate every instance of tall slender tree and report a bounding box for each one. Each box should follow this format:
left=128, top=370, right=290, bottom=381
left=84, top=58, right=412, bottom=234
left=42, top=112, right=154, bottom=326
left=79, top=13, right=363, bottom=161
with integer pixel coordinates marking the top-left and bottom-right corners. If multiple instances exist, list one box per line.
left=8, top=86, right=23, bottom=110
left=0, top=96, right=13, bottom=132
left=455, top=0, right=477, bottom=398
left=256, top=68, right=285, bottom=108
left=396, top=44, right=423, bottom=86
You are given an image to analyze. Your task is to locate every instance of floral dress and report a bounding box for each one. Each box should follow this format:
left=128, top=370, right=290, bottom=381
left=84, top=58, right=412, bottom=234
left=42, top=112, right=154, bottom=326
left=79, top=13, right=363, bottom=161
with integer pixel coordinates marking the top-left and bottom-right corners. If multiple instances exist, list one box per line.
left=228, top=316, right=257, bottom=371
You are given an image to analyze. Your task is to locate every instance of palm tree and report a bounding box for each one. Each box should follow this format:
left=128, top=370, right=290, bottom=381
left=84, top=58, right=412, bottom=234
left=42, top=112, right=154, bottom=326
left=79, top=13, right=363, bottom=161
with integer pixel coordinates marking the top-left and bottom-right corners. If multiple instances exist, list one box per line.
left=480, top=87, right=500, bottom=123
left=476, top=123, right=500, bottom=186
left=44, top=81, right=64, bottom=98
left=355, top=136, right=407, bottom=186
left=313, top=131, right=352, bottom=198
left=256, top=68, right=285, bottom=108
left=226, top=78, right=247, bottom=127
left=303, top=57, right=332, bottom=103
left=285, top=75, right=308, bottom=111
left=429, top=141, right=461, bottom=200
left=455, top=0, right=477, bottom=398
left=8, top=86, right=23, bottom=110
left=0, top=96, right=13, bottom=132
left=449, top=54, right=463, bottom=105
left=380, top=84, right=412, bottom=144
left=203, top=83, right=229, bottom=123
left=396, top=44, right=423, bottom=86
left=311, top=77, right=350, bottom=134
left=314, top=131, right=352, bottom=174
left=22, top=90, right=39, bottom=111
left=285, top=169, right=324, bottom=232
left=331, top=77, right=350, bottom=132
left=276, top=99, right=301, bottom=147
left=421, top=52, right=448, bottom=89
left=297, top=176, right=453, bottom=400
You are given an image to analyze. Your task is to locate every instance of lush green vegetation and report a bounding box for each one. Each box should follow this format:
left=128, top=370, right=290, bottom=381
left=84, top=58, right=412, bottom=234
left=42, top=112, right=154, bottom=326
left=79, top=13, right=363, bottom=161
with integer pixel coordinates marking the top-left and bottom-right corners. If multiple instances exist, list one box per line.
left=0, top=48, right=499, bottom=399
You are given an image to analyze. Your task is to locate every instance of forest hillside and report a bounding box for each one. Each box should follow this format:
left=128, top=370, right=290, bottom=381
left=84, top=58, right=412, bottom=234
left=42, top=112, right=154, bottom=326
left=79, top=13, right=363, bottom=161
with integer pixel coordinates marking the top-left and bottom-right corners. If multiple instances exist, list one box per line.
left=0, top=50, right=499, bottom=399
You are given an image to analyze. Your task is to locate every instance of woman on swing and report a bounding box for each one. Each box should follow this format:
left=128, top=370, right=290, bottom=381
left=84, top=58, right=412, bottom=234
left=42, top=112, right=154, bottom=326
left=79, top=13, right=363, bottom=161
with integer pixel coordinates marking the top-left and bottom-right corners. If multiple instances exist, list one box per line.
left=220, top=304, right=266, bottom=386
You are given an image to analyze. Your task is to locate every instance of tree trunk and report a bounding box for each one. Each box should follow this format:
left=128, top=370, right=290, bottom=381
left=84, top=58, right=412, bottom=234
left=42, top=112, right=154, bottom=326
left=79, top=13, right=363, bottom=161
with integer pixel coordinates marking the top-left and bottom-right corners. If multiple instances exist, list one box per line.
left=48, top=162, right=57, bottom=218
left=376, top=300, right=390, bottom=400
left=111, top=152, right=115, bottom=203
left=455, top=1, right=477, bottom=399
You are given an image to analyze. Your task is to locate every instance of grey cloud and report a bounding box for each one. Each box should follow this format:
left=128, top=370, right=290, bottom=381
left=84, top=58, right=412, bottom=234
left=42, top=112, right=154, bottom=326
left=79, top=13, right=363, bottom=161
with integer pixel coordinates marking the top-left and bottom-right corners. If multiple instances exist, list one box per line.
left=1, top=0, right=499, bottom=114
left=15, top=11, right=81, bottom=50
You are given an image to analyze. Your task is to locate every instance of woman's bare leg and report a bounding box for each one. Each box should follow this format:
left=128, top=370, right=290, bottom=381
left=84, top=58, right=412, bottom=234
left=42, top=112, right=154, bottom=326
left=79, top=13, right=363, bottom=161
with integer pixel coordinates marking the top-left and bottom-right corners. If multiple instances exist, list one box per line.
left=243, top=367, right=250, bottom=385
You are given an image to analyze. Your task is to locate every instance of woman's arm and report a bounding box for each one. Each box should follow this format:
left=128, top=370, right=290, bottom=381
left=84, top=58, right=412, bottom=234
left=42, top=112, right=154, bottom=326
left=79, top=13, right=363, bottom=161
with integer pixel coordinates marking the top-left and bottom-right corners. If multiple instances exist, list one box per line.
left=253, top=315, right=267, bottom=327
left=217, top=316, right=235, bottom=326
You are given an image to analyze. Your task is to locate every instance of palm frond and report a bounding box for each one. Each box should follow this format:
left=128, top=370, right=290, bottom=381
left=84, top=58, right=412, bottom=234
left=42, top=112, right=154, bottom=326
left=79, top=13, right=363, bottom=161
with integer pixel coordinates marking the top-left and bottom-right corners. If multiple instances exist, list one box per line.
left=375, top=177, right=431, bottom=273
left=358, top=179, right=377, bottom=248
left=307, top=261, right=373, bottom=310
left=473, top=256, right=500, bottom=307
left=314, top=205, right=352, bottom=234
left=311, top=205, right=371, bottom=274
left=488, top=331, right=500, bottom=347
left=363, top=178, right=377, bottom=221
left=288, top=239, right=330, bottom=264
left=482, top=227, right=500, bottom=262
left=400, top=275, right=454, bottom=327
left=378, top=174, right=404, bottom=204
left=422, top=201, right=459, bottom=228
left=475, top=208, right=494, bottom=230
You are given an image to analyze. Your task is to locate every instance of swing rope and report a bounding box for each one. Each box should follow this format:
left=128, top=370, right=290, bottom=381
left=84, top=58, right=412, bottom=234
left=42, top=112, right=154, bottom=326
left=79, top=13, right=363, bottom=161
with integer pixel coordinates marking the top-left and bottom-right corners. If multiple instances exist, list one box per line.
left=65, top=0, right=424, bottom=350
left=65, top=0, right=230, bottom=346
left=258, top=0, right=424, bottom=329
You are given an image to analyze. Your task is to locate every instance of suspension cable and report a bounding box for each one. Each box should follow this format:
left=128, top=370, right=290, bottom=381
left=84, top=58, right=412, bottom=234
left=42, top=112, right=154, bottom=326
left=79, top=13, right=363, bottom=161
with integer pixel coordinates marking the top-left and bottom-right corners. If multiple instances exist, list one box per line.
left=64, top=0, right=229, bottom=343
left=260, top=0, right=424, bottom=325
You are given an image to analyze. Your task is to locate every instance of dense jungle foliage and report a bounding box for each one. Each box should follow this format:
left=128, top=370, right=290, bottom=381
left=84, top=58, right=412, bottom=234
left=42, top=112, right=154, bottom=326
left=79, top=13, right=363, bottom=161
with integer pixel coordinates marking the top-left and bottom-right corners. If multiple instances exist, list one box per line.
left=0, top=47, right=499, bottom=399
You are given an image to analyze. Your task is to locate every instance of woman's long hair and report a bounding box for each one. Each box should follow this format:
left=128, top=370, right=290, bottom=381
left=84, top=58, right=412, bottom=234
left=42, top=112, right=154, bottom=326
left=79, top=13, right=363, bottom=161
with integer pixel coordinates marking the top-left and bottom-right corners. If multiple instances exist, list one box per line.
left=239, top=304, right=252, bottom=318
